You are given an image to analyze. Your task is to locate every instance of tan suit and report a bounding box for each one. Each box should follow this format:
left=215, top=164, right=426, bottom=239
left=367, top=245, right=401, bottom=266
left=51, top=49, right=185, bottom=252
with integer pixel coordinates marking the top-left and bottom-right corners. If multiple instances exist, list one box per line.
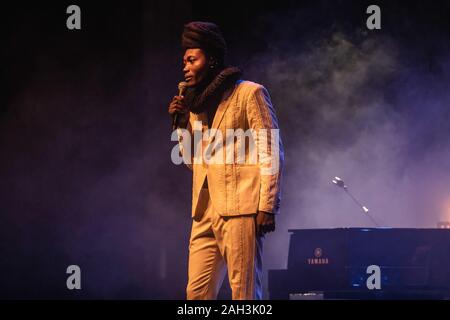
left=177, top=80, right=284, bottom=299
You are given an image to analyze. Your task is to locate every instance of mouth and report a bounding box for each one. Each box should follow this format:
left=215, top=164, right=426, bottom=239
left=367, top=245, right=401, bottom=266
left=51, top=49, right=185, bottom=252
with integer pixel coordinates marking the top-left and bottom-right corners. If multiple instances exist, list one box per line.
left=185, top=76, right=193, bottom=82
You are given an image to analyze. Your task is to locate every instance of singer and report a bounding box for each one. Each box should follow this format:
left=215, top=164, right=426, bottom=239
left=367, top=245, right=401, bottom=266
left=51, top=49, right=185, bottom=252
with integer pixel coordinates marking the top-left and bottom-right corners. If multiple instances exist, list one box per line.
left=168, top=21, right=284, bottom=300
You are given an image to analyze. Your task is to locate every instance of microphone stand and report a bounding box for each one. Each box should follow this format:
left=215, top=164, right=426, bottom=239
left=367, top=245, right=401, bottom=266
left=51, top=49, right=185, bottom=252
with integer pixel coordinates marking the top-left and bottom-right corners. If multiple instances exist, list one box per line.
left=332, top=176, right=381, bottom=227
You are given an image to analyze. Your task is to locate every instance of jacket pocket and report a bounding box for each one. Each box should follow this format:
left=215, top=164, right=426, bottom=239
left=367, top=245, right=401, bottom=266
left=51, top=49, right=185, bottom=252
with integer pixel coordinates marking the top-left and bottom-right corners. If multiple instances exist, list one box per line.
left=236, top=165, right=260, bottom=214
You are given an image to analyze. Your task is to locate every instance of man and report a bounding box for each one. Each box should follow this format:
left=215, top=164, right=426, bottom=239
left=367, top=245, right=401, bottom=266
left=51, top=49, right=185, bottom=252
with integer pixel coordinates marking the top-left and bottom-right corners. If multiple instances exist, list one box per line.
left=168, top=21, right=284, bottom=300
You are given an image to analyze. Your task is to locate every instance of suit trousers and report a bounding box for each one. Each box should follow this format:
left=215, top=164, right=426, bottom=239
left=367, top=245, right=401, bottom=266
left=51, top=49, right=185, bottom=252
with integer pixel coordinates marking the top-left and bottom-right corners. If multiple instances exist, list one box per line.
left=186, top=188, right=264, bottom=300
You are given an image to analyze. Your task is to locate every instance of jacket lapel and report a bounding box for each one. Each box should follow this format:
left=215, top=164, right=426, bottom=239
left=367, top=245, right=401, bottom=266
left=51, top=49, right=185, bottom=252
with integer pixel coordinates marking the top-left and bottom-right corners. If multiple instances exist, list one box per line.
left=210, top=81, right=240, bottom=130
left=210, top=98, right=229, bottom=130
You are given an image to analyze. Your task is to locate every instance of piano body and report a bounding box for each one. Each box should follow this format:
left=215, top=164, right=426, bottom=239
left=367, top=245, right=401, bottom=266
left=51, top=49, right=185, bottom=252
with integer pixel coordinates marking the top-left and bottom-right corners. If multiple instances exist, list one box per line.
left=268, top=228, right=450, bottom=299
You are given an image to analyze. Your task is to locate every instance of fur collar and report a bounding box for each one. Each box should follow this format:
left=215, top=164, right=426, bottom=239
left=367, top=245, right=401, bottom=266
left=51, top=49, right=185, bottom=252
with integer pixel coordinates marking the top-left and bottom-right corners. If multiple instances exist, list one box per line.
left=184, top=66, right=242, bottom=114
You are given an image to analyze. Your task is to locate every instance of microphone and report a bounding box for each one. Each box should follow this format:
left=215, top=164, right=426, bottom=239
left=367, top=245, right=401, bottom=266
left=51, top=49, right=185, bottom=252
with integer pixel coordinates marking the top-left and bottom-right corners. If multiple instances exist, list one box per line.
left=172, top=81, right=188, bottom=130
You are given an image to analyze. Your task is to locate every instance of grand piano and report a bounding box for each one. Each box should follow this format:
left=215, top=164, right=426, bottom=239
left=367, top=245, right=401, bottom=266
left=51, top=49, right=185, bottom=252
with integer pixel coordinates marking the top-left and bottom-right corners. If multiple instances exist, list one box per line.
left=268, top=228, right=450, bottom=299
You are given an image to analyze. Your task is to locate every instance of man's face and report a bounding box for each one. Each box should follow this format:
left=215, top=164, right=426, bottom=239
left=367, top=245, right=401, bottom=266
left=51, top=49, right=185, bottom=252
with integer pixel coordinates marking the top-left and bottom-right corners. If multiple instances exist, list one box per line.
left=183, top=48, right=209, bottom=87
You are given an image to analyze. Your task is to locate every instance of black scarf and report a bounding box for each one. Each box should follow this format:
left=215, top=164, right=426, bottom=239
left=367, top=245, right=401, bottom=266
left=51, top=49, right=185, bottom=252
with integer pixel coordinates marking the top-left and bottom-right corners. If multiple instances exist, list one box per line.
left=184, top=66, right=242, bottom=115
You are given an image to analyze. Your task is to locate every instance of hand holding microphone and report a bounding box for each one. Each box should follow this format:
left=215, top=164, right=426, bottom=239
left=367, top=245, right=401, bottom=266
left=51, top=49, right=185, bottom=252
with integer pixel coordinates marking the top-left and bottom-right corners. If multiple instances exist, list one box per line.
left=168, top=81, right=188, bottom=130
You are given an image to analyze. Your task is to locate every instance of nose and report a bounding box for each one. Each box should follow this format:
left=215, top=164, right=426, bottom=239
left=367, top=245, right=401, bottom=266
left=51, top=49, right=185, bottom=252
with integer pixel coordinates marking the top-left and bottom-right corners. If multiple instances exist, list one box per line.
left=183, top=64, right=189, bottom=74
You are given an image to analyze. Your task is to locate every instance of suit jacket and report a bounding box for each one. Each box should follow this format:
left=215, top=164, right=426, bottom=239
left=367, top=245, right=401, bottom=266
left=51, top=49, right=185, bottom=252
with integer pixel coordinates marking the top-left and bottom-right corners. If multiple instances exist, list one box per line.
left=178, top=80, right=284, bottom=218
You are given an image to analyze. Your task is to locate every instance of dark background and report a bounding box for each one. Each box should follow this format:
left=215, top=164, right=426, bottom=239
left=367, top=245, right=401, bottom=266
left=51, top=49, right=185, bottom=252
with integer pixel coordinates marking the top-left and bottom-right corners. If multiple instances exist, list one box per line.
left=1, top=0, right=450, bottom=299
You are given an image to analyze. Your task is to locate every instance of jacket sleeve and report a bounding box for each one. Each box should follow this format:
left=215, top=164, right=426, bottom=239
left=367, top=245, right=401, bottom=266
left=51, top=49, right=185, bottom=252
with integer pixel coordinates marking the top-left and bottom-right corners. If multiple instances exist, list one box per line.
left=246, top=85, right=284, bottom=214
left=175, top=117, right=193, bottom=171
